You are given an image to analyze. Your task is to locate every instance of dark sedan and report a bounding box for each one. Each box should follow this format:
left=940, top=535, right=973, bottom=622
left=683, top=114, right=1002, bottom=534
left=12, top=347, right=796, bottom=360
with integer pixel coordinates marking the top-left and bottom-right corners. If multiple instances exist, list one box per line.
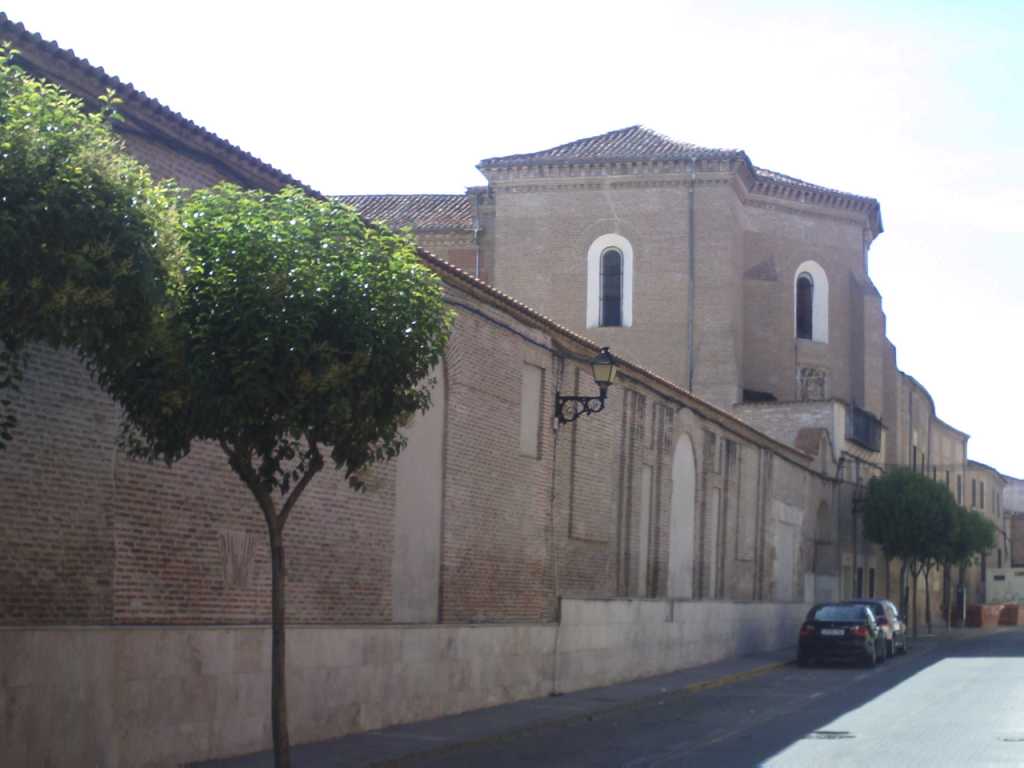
left=844, top=599, right=908, bottom=658
left=798, top=603, right=886, bottom=667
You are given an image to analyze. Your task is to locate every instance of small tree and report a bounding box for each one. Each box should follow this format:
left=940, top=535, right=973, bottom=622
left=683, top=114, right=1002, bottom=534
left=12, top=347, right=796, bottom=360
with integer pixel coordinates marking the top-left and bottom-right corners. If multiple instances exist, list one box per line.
left=106, top=184, right=451, bottom=767
left=0, top=46, right=181, bottom=447
left=862, top=468, right=955, bottom=637
left=940, top=507, right=997, bottom=627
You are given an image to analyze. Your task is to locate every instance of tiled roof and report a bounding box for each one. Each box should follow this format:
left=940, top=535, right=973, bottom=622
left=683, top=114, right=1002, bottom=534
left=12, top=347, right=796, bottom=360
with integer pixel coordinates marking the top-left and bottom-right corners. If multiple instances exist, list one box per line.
left=0, top=13, right=311, bottom=194
left=479, top=125, right=743, bottom=168
left=753, top=167, right=875, bottom=203
left=335, top=194, right=473, bottom=232
left=0, top=18, right=817, bottom=466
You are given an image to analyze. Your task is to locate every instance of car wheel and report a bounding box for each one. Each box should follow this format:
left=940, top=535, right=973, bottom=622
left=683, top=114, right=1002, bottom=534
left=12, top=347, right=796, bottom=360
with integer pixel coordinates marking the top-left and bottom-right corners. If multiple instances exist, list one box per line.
left=876, top=639, right=885, bottom=663
left=898, top=635, right=908, bottom=654
left=887, top=638, right=894, bottom=658
left=864, top=644, right=876, bottom=667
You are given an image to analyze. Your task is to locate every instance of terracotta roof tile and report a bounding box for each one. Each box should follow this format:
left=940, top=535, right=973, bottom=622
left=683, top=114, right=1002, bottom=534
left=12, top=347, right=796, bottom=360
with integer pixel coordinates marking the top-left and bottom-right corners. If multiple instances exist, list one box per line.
left=1, top=18, right=814, bottom=467
left=0, top=13, right=311, bottom=195
left=335, top=194, right=473, bottom=232
left=753, top=166, right=875, bottom=203
left=479, top=125, right=743, bottom=168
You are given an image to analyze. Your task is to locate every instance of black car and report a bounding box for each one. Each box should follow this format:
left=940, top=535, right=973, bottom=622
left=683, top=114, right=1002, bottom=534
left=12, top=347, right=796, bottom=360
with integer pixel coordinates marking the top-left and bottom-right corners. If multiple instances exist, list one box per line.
left=843, top=599, right=908, bottom=657
left=798, top=603, right=886, bottom=667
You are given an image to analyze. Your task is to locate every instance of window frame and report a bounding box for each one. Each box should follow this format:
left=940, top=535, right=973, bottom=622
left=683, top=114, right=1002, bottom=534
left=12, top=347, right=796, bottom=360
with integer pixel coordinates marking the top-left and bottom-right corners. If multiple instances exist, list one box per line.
left=793, top=260, right=829, bottom=343
left=599, top=247, right=624, bottom=327
left=586, top=234, right=634, bottom=328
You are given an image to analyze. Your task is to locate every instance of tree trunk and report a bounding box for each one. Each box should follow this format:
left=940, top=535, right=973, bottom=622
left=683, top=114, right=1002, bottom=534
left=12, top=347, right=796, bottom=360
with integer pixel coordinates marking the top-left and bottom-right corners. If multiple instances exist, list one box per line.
left=270, top=525, right=291, bottom=768
left=944, top=564, right=952, bottom=631
left=924, top=566, right=932, bottom=635
left=899, top=562, right=909, bottom=622
left=912, top=568, right=919, bottom=639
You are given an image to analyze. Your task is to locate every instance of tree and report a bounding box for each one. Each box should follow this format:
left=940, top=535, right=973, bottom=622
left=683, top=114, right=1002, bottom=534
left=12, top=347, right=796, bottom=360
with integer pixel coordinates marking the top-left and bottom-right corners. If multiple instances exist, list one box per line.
left=106, top=183, right=451, bottom=767
left=940, top=506, right=997, bottom=626
left=862, top=468, right=956, bottom=637
left=0, top=45, right=181, bottom=448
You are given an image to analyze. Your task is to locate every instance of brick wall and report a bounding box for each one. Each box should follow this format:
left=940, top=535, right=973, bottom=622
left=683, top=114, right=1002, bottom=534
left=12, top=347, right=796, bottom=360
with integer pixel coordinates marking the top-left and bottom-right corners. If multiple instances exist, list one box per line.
left=1, top=26, right=840, bottom=629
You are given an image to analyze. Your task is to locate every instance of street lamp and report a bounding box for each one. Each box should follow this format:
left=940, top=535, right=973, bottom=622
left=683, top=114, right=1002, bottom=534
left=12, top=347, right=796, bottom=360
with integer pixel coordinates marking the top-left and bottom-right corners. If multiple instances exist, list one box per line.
left=555, top=347, right=618, bottom=425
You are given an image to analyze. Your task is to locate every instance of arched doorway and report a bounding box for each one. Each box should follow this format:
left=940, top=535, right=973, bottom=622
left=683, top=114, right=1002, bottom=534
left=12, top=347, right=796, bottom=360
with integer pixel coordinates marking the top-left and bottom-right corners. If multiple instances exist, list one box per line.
left=668, top=433, right=697, bottom=598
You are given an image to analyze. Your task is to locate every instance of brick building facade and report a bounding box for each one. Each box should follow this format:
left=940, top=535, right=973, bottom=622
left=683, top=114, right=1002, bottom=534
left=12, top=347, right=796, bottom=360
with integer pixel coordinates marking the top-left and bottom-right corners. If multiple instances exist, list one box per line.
left=0, top=15, right=838, bottom=630
left=0, top=13, right=1016, bottom=765
left=346, top=125, right=1018, bottom=617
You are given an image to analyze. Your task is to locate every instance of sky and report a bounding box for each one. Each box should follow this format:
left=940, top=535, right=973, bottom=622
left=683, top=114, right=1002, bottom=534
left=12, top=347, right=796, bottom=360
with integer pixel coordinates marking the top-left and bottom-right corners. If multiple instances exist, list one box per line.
left=5, top=0, right=1022, bottom=477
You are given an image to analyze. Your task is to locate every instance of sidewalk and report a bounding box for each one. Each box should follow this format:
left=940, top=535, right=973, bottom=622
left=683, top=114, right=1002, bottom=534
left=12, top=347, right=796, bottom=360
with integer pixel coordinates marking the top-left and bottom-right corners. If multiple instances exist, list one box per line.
left=195, top=625, right=1000, bottom=768
left=193, top=647, right=796, bottom=768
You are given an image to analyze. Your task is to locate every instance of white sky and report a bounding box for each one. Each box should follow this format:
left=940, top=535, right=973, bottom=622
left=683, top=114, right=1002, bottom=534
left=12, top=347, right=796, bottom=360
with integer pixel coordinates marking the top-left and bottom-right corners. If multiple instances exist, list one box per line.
left=7, top=0, right=1023, bottom=477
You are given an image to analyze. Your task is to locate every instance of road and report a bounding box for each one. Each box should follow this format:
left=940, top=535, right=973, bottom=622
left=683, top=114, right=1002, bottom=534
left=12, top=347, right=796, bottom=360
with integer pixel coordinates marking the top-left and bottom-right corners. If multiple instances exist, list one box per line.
left=403, top=629, right=1024, bottom=767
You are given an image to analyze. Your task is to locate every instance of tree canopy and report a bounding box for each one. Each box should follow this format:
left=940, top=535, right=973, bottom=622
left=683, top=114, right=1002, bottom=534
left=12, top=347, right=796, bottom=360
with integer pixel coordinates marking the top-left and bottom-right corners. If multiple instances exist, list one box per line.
left=114, top=183, right=451, bottom=495
left=862, top=467, right=956, bottom=567
left=0, top=46, right=182, bottom=447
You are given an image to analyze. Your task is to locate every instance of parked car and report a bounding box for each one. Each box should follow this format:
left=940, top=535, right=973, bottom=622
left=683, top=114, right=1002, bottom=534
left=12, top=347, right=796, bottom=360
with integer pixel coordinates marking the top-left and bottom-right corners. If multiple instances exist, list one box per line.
left=843, top=599, right=908, bottom=657
left=798, top=603, right=886, bottom=667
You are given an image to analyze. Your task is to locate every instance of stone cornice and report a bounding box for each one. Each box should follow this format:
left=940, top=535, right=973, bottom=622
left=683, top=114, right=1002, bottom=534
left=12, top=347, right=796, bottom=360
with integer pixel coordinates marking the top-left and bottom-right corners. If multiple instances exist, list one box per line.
left=481, top=153, right=882, bottom=240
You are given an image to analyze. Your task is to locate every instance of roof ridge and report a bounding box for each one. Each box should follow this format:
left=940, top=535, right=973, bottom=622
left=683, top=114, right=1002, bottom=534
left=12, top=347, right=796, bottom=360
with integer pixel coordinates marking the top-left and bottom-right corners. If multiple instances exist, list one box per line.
left=478, top=125, right=740, bottom=168
left=0, top=12, right=312, bottom=194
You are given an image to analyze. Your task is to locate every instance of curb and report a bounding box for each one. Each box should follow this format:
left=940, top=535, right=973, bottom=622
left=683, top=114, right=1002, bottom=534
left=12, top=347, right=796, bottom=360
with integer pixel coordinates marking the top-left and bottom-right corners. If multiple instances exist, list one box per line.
left=369, top=659, right=791, bottom=767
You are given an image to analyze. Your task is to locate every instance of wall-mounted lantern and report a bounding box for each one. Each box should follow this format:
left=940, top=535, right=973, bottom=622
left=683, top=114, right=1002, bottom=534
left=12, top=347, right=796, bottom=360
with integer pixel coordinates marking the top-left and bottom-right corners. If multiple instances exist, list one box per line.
left=555, top=347, right=618, bottom=425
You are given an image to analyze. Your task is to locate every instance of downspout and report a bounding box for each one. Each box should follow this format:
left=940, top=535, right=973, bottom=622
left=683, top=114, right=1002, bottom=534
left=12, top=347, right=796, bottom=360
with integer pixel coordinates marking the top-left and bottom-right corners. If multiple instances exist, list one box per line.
left=472, top=197, right=482, bottom=280
left=687, top=157, right=697, bottom=392
left=549, top=354, right=565, bottom=694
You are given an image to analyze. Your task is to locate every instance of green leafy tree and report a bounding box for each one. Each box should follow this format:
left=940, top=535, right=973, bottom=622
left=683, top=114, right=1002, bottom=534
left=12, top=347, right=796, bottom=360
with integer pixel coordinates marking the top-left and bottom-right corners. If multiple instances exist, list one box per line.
left=0, top=46, right=181, bottom=447
left=939, top=506, right=997, bottom=627
left=862, top=468, right=955, bottom=637
left=106, top=183, right=451, bottom=767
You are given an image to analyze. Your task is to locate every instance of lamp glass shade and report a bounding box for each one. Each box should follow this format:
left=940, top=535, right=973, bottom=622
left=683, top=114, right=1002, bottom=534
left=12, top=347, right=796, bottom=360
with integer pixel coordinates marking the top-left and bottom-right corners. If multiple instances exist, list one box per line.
left=591, top=347, right=617, bottom=389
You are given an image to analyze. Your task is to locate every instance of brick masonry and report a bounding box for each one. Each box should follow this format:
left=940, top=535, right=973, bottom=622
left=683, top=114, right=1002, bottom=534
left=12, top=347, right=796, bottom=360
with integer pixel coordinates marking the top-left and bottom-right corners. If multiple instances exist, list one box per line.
left=0, top=20, right=877, bottom=630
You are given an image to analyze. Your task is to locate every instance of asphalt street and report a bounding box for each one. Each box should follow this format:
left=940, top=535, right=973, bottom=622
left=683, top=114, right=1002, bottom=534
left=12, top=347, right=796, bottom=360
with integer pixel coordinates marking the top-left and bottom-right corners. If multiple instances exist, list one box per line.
left=401, top=629, right=1024, bottom=768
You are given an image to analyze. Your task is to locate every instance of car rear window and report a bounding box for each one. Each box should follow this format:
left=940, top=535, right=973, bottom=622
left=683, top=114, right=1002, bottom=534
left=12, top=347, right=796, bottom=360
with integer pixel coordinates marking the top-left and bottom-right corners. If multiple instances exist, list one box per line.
left=812, top=605, right=868, bottom=622
left=849, top=602, right=885, bottom=618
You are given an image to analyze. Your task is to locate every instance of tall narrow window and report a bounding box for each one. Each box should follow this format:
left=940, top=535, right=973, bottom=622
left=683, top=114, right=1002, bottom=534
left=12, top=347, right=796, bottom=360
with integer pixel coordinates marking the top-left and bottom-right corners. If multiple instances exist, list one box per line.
left=586, top=234, right=633, bottom=328
left=600, top=248, right=623, bottom=327
left=794, top=261, right=829, bottom=342
left=972, top=479, right=977, bottom=508
left=957, top=475, right=962, bottom=504
left=981, top=482, right=985, bottom=509
left=796, top=273, right=814, bottom=340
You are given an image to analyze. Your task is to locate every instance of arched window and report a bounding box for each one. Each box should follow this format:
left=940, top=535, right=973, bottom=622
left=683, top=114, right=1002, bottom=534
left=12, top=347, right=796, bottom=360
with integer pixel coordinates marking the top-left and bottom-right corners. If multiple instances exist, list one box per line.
left=796, top=273, right=814, bottom=339
left=586, top=234, right=633, bottom=328
left=600, top=248, right=623, bottom=327
left=793, top=260, right=829, bottom=343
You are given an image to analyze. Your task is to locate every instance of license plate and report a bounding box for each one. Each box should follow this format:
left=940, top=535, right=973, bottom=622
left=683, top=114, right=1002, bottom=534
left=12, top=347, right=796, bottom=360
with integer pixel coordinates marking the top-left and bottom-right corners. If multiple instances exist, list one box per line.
left=821, top=629, right=844, bottom=636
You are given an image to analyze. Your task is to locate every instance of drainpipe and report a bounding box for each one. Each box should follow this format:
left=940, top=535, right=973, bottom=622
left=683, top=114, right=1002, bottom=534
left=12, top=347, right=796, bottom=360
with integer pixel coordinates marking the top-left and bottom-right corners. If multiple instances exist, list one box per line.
left=472, top=192, right=482, bottom=280
left=687, top=157, right=697, bottom=392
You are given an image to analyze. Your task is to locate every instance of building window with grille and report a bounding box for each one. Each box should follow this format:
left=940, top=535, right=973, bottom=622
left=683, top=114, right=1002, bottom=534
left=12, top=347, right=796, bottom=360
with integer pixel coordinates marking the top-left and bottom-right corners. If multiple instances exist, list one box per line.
left=586, top=234, right=633, bottom=328
left=599, top=248, right=623, bottom=327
